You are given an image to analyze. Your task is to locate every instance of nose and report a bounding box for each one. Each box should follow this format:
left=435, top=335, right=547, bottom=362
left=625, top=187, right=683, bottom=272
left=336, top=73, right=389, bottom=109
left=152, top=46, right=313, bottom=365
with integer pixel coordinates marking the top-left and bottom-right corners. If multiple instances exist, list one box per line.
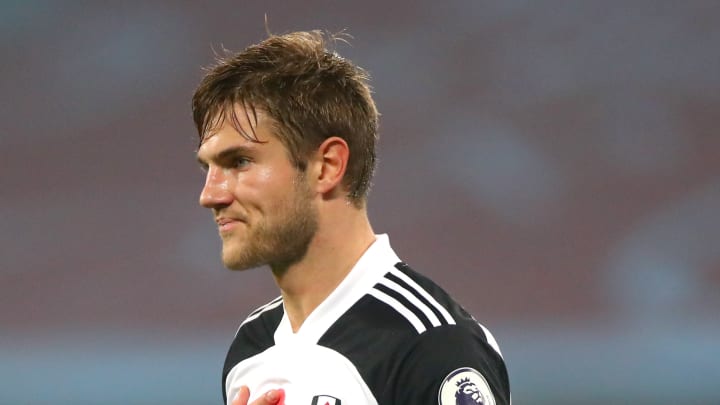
left=199, top=167, right=233, bottom=209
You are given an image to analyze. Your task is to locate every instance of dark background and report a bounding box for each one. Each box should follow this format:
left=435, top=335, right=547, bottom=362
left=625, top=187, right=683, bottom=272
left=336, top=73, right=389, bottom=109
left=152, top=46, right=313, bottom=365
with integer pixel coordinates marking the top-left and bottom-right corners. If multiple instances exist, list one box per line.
left=2, top=1, right=719, bottom=404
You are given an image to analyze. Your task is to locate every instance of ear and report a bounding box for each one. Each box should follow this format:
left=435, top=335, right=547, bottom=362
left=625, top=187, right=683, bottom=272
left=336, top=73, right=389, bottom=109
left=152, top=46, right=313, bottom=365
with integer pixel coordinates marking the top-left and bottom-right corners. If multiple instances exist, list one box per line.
left=311, top=136, right=349, bottom=196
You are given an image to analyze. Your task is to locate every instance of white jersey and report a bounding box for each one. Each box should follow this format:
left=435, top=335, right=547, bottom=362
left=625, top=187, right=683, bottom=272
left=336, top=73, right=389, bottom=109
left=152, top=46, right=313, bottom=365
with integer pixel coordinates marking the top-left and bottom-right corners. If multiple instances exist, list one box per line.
left=223, top=235, right=510, bottom=405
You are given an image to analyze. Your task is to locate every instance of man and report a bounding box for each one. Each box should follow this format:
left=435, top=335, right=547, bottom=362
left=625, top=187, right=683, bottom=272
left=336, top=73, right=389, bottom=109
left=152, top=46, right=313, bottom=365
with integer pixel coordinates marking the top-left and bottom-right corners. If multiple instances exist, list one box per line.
left=193, top=30, right=510, bottom=405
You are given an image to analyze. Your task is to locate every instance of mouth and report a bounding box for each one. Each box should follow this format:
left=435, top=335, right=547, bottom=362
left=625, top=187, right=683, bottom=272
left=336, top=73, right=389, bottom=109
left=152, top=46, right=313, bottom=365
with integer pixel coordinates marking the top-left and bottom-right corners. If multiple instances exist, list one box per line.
left=216, top=217, right=245, bottom=233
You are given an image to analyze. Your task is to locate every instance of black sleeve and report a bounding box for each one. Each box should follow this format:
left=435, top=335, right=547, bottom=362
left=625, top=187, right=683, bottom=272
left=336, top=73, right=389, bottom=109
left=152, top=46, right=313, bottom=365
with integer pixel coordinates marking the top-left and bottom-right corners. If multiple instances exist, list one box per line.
left=391, top=324, right=510, bottom=405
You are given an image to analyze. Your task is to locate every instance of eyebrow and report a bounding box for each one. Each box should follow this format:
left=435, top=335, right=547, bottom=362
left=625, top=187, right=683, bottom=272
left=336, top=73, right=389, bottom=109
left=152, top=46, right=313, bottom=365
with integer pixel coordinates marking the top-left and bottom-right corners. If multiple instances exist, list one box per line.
left=196, top=145, right=255, bottom=166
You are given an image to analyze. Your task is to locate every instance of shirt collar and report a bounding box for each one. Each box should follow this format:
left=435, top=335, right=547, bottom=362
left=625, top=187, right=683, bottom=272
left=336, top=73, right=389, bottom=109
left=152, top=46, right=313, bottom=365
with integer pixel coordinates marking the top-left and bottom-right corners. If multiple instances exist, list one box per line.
left=274, top=234, right=400, bottom=344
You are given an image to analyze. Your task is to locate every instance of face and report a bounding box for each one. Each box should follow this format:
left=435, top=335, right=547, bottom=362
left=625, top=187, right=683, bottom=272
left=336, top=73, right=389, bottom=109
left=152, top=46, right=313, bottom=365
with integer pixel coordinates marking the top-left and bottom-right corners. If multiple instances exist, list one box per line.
left=196, top=108, right=318, bottom=271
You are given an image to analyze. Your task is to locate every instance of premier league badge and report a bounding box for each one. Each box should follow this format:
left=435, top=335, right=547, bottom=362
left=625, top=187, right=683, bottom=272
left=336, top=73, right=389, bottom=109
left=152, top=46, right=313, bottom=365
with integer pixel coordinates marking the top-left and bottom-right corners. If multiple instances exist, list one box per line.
left=438, top=367, right=495, bottom=405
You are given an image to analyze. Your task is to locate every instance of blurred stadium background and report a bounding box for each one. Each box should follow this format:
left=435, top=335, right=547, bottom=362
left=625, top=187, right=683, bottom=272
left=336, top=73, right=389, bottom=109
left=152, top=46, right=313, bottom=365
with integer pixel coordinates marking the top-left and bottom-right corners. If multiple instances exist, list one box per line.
left=2, top=1, right=719, bottom=404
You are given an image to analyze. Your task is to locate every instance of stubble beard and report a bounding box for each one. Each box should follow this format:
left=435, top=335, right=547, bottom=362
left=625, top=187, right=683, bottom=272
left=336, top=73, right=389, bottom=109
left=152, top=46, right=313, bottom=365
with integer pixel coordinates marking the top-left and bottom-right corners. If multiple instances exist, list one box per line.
left=221, top=177, right=318, bottom=272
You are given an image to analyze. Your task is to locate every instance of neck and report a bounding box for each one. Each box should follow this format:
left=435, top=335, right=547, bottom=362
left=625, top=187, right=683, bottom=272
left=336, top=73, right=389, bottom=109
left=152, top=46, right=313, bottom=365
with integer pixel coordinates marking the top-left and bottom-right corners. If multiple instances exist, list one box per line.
left=270, top=204, right=375, bottom=332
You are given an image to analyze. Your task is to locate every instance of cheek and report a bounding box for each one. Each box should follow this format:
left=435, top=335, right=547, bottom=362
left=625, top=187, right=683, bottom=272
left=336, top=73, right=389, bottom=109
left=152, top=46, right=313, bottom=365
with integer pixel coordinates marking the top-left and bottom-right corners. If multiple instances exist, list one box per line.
left=237, top=166, right=290, bottom=205
left=242, top=167, right=273, bottom=193
left=255, top=165, right=276, bottom=184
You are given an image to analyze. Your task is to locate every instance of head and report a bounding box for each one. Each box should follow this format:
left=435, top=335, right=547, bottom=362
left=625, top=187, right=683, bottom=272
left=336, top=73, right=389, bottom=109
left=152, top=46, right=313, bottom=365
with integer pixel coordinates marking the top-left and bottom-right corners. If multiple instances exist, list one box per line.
left=192, top=30, right=379, bottom=207
left=192, top=31, right=379, bottom=271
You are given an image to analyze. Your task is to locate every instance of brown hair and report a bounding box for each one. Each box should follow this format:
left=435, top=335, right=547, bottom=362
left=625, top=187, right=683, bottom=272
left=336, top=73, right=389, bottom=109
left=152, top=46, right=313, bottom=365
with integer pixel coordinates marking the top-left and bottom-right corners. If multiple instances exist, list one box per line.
left=192, top=30, right=379, bottom=205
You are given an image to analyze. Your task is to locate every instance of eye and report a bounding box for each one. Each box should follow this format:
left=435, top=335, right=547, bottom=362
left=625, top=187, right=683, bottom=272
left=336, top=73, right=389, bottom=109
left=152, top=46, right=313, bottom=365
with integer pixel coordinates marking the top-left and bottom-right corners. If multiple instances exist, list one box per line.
left=233, top=157, right=251, bottom=169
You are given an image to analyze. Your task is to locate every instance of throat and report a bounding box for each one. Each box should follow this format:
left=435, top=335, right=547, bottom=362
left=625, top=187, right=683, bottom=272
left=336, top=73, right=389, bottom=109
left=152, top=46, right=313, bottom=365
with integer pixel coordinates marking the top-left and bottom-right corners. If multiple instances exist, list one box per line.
left=275, top=262, right=352, bottom=333
left=272, top=224, right=377, bottom=333
left=281, top=287, right=329, bottom=333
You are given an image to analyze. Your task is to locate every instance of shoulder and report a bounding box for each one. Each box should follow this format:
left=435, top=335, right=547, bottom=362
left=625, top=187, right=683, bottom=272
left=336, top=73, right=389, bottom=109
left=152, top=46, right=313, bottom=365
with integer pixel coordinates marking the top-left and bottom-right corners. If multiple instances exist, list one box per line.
left=229, top=295, right=284, bottom=351
left=381, top=262, right=505, bottom=367
left=319, top=261, right=463, bottom=347
left=235, top=295, right=284, bottom=336
left=222, top=296, right=284, bottom=390
left=321, top=262, right=510, bottom=404
left=389, top=263, right=510, bottom=404
left=321, top=261, right=502, bottom=350
left=378, top=262, right=498, bottom=341
left=399, top=324, right=510, bottom=404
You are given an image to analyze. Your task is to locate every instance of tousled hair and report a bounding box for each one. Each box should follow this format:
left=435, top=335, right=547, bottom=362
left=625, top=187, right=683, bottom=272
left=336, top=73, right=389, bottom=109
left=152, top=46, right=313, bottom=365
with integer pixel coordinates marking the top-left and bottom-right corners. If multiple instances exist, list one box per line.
left=192, top=30, right=379, bottom=205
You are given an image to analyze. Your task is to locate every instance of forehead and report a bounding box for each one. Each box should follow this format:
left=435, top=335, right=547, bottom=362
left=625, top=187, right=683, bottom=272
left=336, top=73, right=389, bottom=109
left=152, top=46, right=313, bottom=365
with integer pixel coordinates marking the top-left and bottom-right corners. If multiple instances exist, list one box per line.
left=198, top=106, right=276, bottom=152
left=202, top=104, right=266, bottom=143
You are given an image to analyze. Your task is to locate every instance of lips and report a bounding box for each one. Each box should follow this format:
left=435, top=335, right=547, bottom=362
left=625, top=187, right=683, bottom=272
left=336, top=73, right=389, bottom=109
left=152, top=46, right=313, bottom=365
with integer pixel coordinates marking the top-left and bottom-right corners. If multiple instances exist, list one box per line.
left=216, top=216, right=244, bottom=232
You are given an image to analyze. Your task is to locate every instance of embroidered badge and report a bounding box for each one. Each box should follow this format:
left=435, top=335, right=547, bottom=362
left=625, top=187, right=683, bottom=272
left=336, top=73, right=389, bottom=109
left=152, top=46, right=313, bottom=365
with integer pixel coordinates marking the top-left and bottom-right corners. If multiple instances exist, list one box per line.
left=310, top=394, right=341, bottom=405
left=438, top=367, right=495, bottom=405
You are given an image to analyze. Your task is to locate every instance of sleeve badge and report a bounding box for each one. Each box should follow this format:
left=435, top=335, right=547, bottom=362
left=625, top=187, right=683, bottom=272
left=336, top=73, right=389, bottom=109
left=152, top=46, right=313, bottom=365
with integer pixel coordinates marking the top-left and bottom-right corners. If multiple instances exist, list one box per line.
left=438, top=367, right=495, bottom=405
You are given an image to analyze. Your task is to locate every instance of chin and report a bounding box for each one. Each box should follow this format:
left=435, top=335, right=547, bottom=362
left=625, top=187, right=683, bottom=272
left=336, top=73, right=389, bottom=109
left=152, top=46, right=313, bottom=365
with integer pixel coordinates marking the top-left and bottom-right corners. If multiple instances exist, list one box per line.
left=223, top=260, right=253, bottom=271
left=222, top=247, right=261, bottom=271
left=222, top=253, right=248, bottom=270
left=221, top=247, right=243, bottom=270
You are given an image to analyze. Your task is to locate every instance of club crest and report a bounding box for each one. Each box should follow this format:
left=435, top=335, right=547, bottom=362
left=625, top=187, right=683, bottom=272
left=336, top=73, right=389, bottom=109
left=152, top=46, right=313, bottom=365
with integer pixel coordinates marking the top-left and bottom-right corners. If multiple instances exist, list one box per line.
left=310, top=394, right=341, bottom=405
left=438, top=367, right=495, bottom=405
